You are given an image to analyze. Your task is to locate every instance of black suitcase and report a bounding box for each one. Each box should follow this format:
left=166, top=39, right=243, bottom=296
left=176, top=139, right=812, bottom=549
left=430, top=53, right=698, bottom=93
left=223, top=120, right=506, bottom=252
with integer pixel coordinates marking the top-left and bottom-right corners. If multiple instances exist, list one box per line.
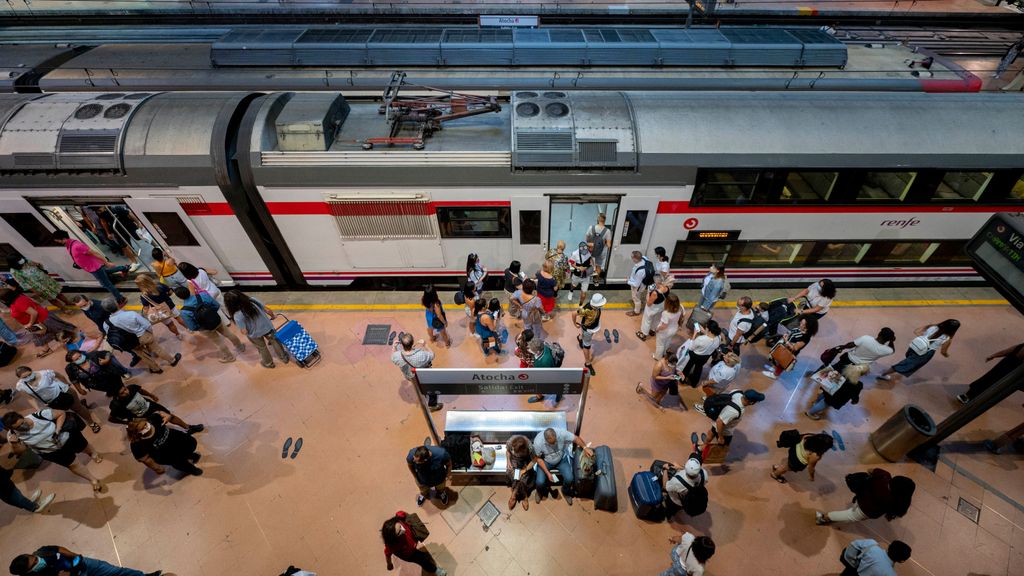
left=592, top=445, right=618, bottom=512
left=0, top=342, right=16, bottom=367
left=575, top=445, right=596, bottom=499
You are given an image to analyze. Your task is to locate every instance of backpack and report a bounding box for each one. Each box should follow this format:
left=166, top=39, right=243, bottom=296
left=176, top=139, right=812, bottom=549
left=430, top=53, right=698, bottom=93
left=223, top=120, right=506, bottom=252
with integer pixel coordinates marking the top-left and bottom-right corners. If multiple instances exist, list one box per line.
left=702, top=391, right=742, bottom=421
left=547, top=342, right=565, bottom=367
left=454, top=290, right=466, bottom=305
left=183, top=294, right=221, bottom=330
left=104, top=321, right=140, bottom=352
left=642, top=258, right=656, bottom=286
left=744, top=314, right=767, bottom=342
left=677, top=471, right=709, bottom=516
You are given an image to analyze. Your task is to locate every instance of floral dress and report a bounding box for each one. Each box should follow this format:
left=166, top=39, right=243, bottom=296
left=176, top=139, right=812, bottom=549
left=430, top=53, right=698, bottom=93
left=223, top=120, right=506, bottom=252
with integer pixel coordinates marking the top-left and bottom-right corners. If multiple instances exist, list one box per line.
left=545, top=249, right=570, bottom=289
left=11, top=263, right=62, bottom=301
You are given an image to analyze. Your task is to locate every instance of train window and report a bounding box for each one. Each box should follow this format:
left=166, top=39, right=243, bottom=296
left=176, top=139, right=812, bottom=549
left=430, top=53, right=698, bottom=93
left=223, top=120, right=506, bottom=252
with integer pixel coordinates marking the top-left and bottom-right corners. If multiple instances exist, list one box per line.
left=728, top=242, right=807, bottom=266
left=862, top=242, right=939, bottom=265
left=669, top=240, right=730, bottom=268
left=519, top=210, right=541, bottom=245
left=855, top=172, right=916, bottom=202
left=694, top=170, right=761, bottom=204
left=141, top=212, right=199, bottom=246
left=1010, top=175, right=1024, bottom=202
left=0, top=213, right=53, bottom=247
left=930, top=241, right=973, bottom=265
left=436, top=207, right=511, bottom=239
left=0, top=243, right=24, bottom=264
left=781, top=172, right=837, bottom=203
left=620, top=210, right=648, bottom=244
left=812, top=242, right=870, bottom=265
left=932, top=172, right=992, bottom=202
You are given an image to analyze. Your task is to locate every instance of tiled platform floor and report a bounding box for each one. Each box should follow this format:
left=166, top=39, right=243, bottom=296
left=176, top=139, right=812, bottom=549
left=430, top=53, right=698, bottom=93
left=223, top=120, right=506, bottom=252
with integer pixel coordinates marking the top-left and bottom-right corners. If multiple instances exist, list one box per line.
left=1, top=288, right=1022, bottom=576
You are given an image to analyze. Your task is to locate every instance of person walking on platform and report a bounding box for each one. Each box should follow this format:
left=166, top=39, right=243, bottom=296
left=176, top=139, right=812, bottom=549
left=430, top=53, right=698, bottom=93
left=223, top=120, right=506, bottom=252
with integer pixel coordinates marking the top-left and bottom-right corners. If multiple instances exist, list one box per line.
left=770, top=432, right=833, bottom=484
left=585, top=212, right=612, bottom=287
left=0, top=289, right=78, bottom=359
left=879, top=319, right=959, bottom=382
left=810, top=328, right=895, bottom=376
left=816, top=468, right=915, bottom=526
left=956, top=340, right=1023, bottom=405
left=545, top=240, right=570, bottom=293
left=535, top=261, right=558, bottom=321
left=72, top=294, right=142, bottom=367
left=65, top=349, right=129, bottom=399
left=805, top=364, right=870, bottom=421
left=102, top=297, right=181, bottom=374
left=696, top=389, right=765, bottom=448
left=135, top=273, right=185, bottom=341
left=677, top=321, right=723, bottom=389
left=6, top=257, right=75, bottom=313
left=0, top=434, right=55, bottom=514
left=659, top=532, right=715, bottom=576
left=420, top=285, right=451, bottom=348
left=626, top=251, right=653, bottom=317
left=658, top=449, right=709, bottom=519
left=512, top=279, right=545, bottom=342
left=503, top=261, right=524, bottom=320
left=763, top=317, right=818, bottom=380
left=392, top=333, right=441, bottom=412
left=381, top=511, right=447, bottom=576
left=109, top=384, right=203, bottom=434
left=572, top=293, right=605, bottom=376
left=567, top=242, right=594, bottom=304
left=789, top=278, right=835, bottom=323
left=726, top=297, right=756, bottom=355
left=178, top=261, right=231, bottom=326
left=466, top=253, right=487, bottom=295
left=224, top=289, right=290, bottom=368
left=9, top=545, right=163, bottom=576
left=696, top=263, right=728, bottom=314
left=838, top=539, right=911, bottom=576
left=127, top=413, right=203, bottom=477
left=2, top=409, right=105, bottom=493
left=636, top=353, right=679, bottom=409
left=15, top=366, right=101, bottom=434
left=473, top=298, right=500, bottom=361
left=407, top=444, right=452, bottom=506
left=174, top=286, right=245, bottom=364
left=653, top=246, right=674, bottom=288
left=51, top=230, right=130, bottom=306
left=700, top=353, right=741, bottom=400
left=654, top=293, right=685, bottom=360
left=638, top=280, right=669, bottom=342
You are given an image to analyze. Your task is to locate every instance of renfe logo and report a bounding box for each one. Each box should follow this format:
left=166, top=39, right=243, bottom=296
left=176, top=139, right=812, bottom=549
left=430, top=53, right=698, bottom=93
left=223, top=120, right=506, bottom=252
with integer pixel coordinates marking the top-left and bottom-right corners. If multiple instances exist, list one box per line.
left=471, top=373, right=530, bottom=381
left=880, top=217, right=921, bottom=229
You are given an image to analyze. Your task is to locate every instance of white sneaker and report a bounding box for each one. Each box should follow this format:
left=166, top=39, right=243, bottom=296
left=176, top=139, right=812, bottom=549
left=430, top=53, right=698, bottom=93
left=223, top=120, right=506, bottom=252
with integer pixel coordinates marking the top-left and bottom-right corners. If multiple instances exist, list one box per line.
left=761, top=369, right=777, bottom=379
left=29, top=490, right=41, bottom=503
left=566, top=291, right=573, bottom=302
left=34, top=493, right=55, bottom=513
left=128, top=263, right=141, bottom=273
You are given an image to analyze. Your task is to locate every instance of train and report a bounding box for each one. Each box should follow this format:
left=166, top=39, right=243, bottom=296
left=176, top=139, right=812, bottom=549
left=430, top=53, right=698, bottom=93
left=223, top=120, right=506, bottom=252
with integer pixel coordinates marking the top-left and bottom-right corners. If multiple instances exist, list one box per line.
left=0, top=89, right=1022, bottom=292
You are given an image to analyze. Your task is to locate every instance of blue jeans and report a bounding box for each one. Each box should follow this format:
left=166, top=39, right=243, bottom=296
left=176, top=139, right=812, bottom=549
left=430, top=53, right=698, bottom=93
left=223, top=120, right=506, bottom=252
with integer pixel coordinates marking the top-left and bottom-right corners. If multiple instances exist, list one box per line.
left=81, top=557, right=145, bottom=576
left=808, top=392, right=829, bottom=416
left=535, top=452, right=575, bottom=496
left=90, top=265, right=129, bottom=301
left=0, top=477, right=36, bottom=512
left=658, top=544, right=688, bottom=576
left=0, top=319, right=17, bottom=345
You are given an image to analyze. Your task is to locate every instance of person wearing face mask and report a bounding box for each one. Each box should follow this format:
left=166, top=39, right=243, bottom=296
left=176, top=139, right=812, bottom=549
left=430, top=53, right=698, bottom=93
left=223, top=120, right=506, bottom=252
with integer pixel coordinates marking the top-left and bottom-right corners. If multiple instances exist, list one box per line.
left=127, top=413, right=203, bottom=477
left=71, top=294, right=143, bottom=367
left=109, top=384, right=203, bottom=433
left=8, top=545, right=162, bottom=576
left=14, top=366, right=101, bottom=434
left=65, top=349, right=129, bottom=399
left=585, top=213, right=612, bottom=287
left=2, top=409, right=105, bottom=492
left=0, top=433, right=55, bottom=514
left=567, top=242, right=594, bottom=304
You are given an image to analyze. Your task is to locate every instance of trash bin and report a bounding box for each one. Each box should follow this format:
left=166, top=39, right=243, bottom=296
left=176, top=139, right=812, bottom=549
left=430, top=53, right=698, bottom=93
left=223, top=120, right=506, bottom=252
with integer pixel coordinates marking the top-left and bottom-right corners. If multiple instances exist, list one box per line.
left=870, top=404, right=936, bottom=462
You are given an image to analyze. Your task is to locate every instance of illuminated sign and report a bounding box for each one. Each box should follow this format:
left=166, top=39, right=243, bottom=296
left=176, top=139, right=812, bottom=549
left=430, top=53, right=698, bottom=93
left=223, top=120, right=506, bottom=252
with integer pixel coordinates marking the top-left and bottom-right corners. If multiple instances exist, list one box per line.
left=478, top=15, right=540, bottom=27
left=687, top=230, right=740, bottom=241
left=415, top=367, right=586, bottom=395
left=965, top=213, right=1024, bottom=314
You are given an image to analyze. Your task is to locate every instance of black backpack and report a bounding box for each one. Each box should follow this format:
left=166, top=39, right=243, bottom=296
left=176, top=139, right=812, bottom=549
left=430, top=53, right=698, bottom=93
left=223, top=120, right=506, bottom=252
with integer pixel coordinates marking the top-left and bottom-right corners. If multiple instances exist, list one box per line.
left=677, top=471, right=709, bottom=516
left=642, top=258, right=656, bottom=286
left=702, top=391, right=742, bottom=421
left=104, top=321, right=140, bottom=352
left=183, top=294, right=221, bottom=330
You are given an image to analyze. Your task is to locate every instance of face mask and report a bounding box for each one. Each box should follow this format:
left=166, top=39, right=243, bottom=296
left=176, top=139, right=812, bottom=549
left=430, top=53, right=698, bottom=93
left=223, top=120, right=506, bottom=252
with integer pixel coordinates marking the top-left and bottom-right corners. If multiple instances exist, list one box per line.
left=75, top=356, right=87, bottom=365
left=141, top=423, right=154, bottom=436
left=22, top=374, right=35, bottom=383
left=30, top=557, right=46, bottom=572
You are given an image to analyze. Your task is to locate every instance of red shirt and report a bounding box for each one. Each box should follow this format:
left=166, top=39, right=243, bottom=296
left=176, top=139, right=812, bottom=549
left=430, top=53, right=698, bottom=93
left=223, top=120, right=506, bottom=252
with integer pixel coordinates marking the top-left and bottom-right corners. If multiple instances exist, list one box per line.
left=10, top=294, right=48, bottom=326
left=383, top=513, right=417, bottom=560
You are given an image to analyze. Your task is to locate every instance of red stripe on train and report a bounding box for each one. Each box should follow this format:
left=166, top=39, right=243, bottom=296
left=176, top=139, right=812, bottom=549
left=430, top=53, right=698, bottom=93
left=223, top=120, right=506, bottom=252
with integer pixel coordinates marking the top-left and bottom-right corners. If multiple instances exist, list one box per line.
left=656, top=201, right=1022, bottom=215
left=181, top=203, right=235, bottom=216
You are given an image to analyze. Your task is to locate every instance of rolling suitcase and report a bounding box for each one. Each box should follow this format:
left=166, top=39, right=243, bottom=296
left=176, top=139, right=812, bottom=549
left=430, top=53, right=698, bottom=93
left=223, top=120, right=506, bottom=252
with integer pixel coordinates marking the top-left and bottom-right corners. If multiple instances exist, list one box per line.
left=628, top=471, right=664, bottom=521
left=592, top=445, right=618, bottom=512
left=685, top=307, right=713, bottom=332
left=273, top=314, right=322, bottom=368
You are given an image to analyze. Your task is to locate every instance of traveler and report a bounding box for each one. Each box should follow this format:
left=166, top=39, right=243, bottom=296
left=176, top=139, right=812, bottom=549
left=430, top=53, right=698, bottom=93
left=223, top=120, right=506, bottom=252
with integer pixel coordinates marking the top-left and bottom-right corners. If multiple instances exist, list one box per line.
left=420, top=286, right=451, bottom=348
left=127, top=414, right=203, bottom=477
left=545, top=240, right=570, bottom=292
left=805, top=364, right=870, bottom=421
left=178, top=261, right=231, bottom=325
left=626, top=251, right=653, bottom=317
left=811, top=328, right=895, bottom=375
left=571, top=293, right=606, bottom=376
left=585, top=213, right=612, bottom=286
left=839, top=539, right=911, bottom=576
left=473, top=298, right=500, bottom=360
left=65, top=349, right=129, bottom=398
left=224, top=290, right=290, bottom=368
left=174, top=286, right=245, bottom=363
left=2, top=409, right=105, bottom=492
left=381, top=511, right=447, bottom=576
left=653, top=246, right=674, bottom=287
left=92, top=205, right=141, bottom=269
left=636, top=353, right=679, bottom=409
left=771, top=432, right=834, bottom=483
left=73, top=294, right=143, bottom=367
left=659, top=532, right=715, bottom=576
left=515, top=329, right=538, bottom=369
left=696, top=389, right=766, bottom=446
left=15, top=366, right=101, bottom=433
left=533, top=427, right=593, bottom=505
left=0, top=434, right=55, bottom=514
left=135, top=273, right=185, bottom=341
left=8, top=545, right=162, bottom=576
left=879, top=319, right=959, bottom=382
left=677, top=321, right=723, bottom=388
left=958, top=341, right=1024, bottom=404
left=984, top=407, right=1024, bottom=454
left=465, top=253, right=487, bottom=294
left=391, top=333, right=441, bottom=412
left=658, top=452, right=709, bottom=518
left=726, top=297, right=756, bottom=354
left=150, top=247, right=187, bottom=290
left=567, top=242, right=594, bottom=304
left=535, top=260, right=558, bottom=321
left=51, top=230, right=130, bottom=305
left=102, top=297, right=181, bottom=373
left=816, top=469, right=915, bottom=525
left=699, top=353, right=741, bottom=399
left=790, top=279, right=836, bottom=322
left=638, top=280, right=670, bottom=341
left=503, top=261, right=524, bottom=319
left=6, top=257, right=75, bottom=312
left=512, top=279, right=544, bottom=341
left=505, top=434, right=538, bottom=511
left=654, top=293, right=685, bottom=359
left=0, top=289, right=77, bottom=358
left=460, top=283, right=477, bottom=336
left=762, top=317, right=819, bottom=379
left=696, top=263, right=728, bottom=312
left=406, top=444, right=452, bottom=506
left=109, top=384, right=203, bottom=434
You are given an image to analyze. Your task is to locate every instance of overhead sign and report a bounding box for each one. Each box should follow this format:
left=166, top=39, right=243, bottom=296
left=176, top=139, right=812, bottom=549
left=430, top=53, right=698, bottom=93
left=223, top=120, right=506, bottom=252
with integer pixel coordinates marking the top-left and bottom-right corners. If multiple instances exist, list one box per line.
left=965, top=213, right=1024, bottom=314
left=478, top=15, right=540, bottom=27
left=415, top=368, right=586, bottom=395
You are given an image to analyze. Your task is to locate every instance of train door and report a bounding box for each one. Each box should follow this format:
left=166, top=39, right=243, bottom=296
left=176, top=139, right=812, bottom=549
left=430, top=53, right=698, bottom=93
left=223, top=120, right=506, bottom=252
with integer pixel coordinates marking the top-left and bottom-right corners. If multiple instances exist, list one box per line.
left=122, top=198, right=232, bottom=285
left=511, top=196, right=549, bottom=276
left=548, top=195, right=620, bottom=279
left=606, top=195, right=659, bottom=281
left=0, top=196, right=71, bottom=283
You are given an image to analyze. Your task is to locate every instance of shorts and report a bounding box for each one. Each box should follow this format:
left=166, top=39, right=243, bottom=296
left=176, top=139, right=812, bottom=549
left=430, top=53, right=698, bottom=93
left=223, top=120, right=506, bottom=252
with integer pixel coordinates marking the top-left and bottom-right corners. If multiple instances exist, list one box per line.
left=579, top=328, right=596, bottom=349
left=540, top=295, right=555, bottom=313
left=570, top=274, right=590, bottom=292
left=47, top=391, right=76, bottom=410
left=787, top=445, right=808, bottom=472
left=40, top=431, right=87, bottom=467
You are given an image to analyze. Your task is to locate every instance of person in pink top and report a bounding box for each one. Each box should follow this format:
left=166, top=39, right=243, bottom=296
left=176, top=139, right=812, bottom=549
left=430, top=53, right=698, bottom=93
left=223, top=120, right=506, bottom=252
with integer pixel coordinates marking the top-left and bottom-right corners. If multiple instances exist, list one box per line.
left=51, top=230, right=130, bottom=305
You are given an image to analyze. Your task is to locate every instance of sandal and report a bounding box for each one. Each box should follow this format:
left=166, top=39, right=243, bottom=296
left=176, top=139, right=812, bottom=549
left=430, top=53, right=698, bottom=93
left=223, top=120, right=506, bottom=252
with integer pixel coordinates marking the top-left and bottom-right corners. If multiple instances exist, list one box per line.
left=92, top=481, right=104, bottom=493
left=635, top=383, right=644, bottom=394
left=92, top=453, right=103, bottom=464
left=90, top=422, right=101, bottom=434
left=522, top=497, right=529, bottom=511
left=770, top=466, right=787, bottom=484
left=36, top=347, right=55, bottom=358
left=635, top=331, right=647, bottom=341
left=508, top=495, right=517, bottom=510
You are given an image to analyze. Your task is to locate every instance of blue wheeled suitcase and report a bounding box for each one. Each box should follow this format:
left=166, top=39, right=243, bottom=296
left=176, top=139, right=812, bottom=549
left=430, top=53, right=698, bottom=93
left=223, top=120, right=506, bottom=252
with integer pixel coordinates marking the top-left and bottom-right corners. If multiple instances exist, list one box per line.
left=628, top=471, right=665, bottom=521
left=273, top=314, right=321, bottom=368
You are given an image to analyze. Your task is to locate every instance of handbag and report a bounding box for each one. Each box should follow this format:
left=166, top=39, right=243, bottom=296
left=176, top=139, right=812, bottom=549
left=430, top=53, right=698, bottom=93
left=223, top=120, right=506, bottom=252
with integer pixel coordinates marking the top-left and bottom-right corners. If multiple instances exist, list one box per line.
left=142, top=293, right=173, bottom=323
left=909, top=335, right=934, bottom=355
left=404, top=513, right=430, bottom=542
left=819, top=344, right=850, bottom=366
left=769, top=342, right=797, bottom=371
left=776, top=429, right=802, bottom=449
left=812, top=367, right=846, bottom=396
left=34, top=410, right=85, bottom=434
left=431, top=316, right=445, bottom=330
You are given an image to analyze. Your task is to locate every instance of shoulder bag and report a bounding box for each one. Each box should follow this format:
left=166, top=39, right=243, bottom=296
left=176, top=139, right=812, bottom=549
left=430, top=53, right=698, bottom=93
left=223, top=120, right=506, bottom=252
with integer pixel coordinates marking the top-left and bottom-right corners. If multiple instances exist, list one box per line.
left=142, top=293, right=173, bottom=324
left=34, top=409, right=85, bottom=435
left=404, top=513, right=430, bottom=542
left=769, top=341, right=797, bottom=371
left=909, top=334, right=936, bottom=355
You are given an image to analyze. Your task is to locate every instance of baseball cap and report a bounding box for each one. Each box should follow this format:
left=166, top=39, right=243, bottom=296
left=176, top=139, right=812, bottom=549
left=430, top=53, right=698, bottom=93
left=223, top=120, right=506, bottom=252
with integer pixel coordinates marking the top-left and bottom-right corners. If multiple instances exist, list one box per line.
left=743, top=389, right=766, bottom=403
left=684, top=458, right=702, bottom=478
left=590, top=293, right=607, bottom=308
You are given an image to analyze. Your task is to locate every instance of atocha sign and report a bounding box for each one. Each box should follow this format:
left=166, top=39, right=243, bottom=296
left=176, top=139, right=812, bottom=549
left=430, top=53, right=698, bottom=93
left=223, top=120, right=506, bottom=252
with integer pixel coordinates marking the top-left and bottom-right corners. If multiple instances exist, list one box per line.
left=414, top=368, right=586, bottom=395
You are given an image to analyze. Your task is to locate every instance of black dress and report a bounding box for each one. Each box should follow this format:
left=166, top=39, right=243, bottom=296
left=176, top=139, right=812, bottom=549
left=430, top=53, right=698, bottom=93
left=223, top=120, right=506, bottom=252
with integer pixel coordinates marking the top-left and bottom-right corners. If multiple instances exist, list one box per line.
left=966, top=344, right=1024, bottom=400
left=130, top=414, right=199, bottom=474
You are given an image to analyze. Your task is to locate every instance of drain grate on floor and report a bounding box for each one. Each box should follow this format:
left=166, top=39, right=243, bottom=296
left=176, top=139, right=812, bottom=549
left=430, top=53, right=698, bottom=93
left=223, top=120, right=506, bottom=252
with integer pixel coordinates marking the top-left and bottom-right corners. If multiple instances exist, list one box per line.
left=362, top=324, right=392, bottom=345
left=956, top=497, right=981, bottom=524
left=477, top=500, right=500, bottom=528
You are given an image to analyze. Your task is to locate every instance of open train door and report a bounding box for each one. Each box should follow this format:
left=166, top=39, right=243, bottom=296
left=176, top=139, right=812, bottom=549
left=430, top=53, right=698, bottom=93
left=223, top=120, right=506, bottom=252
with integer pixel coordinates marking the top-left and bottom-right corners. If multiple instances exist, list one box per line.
left=123, top=198, right=234, bottom=286
left=511, top=195, right=549, bottom=277
left=606, top=195, right=660, bottom=282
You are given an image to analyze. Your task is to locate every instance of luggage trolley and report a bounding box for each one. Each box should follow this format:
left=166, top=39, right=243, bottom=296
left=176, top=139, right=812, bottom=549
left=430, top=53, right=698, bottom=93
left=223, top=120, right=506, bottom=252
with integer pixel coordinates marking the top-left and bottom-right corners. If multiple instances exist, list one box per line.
left=273, top=313, right=322, bottom=368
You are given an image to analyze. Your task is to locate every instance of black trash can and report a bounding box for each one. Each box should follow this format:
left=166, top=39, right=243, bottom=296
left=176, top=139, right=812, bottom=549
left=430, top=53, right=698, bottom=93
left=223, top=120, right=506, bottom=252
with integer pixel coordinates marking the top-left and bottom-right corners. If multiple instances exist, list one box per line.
left=870, top=404, right=936, bottom=462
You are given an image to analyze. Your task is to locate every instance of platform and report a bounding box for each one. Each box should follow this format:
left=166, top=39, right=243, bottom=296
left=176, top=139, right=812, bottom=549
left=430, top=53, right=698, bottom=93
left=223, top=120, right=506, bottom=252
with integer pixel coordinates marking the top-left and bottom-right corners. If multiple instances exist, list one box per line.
left=0, top=286, right=1021, bottom=575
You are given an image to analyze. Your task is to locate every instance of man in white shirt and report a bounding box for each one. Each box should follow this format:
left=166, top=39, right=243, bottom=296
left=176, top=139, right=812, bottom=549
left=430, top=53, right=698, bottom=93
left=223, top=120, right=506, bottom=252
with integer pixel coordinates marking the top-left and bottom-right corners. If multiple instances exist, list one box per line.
left=14, top=367, right=100, bottom=433
left=700, top=353, right=741, bottom=399
left=626, top=251, right=652, bottom=317
left=697, top=389, right=765, bottom=446
left=102, top=296, right=181, bottom=374
left=840, top=539, right=911, bottom=576
left=567, top=242, right=594, bottom=304
left=726, top=297, right=756, bottom=353
left=391, top=333, right=441, bottom=412
left=659, top=454, right=709, bottom=516
left=811, top=328, right=895, bottom=375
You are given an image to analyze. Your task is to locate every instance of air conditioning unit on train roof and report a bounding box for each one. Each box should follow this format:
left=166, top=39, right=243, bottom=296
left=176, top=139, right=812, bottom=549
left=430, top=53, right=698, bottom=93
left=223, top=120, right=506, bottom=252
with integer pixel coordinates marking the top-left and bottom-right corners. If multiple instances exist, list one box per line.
left=274, top=93, right=351, bottom=152
left=511, top=91, right=636, bottom=170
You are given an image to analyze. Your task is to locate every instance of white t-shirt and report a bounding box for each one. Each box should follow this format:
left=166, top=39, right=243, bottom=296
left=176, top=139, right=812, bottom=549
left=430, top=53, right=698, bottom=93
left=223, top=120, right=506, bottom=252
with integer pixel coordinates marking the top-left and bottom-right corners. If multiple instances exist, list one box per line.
left=922, top=326, right=950, bottom=351
left=655, top=260, right=670, bottom=277
left=718, top=392, right=746, bottom=430
left=191, top=268, right=222, bottom=299
left=847, top=335, right=895, bottom=365
left=665, top=468, right=709, bottom=506
left=658, top=309, right=683, bottom=334
left=17, top=370, right=69, bottom=404
left=628, top=259, right=648, bottom=288
left=806, top=282, right=832, bottom=314
left=728, top=310, right=755, bottom=343
left=707, top=361, right=738, bottom=387
left=685, top=334, right=720, bottom=357
left=672, top=532, right=706, bottom=576
left=20, top=409, right=69, bottom=453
